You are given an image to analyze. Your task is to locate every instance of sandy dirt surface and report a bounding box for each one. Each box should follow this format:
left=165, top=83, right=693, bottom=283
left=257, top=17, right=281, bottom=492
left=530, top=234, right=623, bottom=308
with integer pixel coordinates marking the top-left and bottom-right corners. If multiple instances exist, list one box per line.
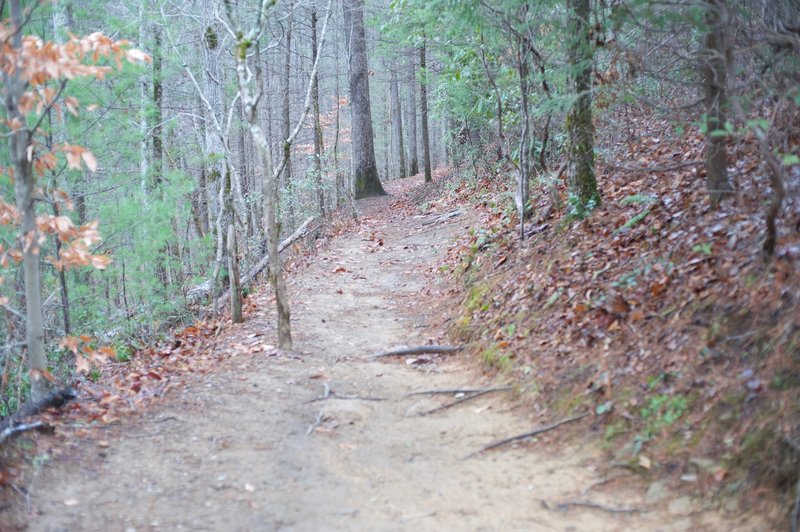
left=11, top=180, right=768, bottom=531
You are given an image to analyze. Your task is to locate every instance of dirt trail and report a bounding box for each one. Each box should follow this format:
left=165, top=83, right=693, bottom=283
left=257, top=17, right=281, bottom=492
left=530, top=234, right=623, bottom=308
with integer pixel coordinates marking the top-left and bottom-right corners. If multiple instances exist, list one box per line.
left=19, top=181, right=763, bottom=531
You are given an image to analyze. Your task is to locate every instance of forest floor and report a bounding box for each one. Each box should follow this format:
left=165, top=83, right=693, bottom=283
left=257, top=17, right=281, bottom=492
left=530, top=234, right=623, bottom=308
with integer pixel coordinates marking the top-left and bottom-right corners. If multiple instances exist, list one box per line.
left=3, top=176, right=772, bottom=531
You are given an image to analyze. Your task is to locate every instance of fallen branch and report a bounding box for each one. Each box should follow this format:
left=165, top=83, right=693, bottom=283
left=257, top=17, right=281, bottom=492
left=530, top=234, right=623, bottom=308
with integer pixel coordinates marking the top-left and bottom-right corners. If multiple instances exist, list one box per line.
left=549, top=499, right=644, bottom=514
left=369, top=345, right=464, bottom=359
left=306, top=392, right=386, bottom=404
left=420, top=387, right=512, bottom=415
left=305, top=407, right=325, bottom=436
left=464, top=412, right=589, bottom=459
left=406, top=385, right=512, bottom=397
left=0, top=387, right=77, bottom=434
left=421, top=209, right=463, bottom=226
left=0, top=421, right=51, bottom=445
left=214, top=217, right=315, bottom=311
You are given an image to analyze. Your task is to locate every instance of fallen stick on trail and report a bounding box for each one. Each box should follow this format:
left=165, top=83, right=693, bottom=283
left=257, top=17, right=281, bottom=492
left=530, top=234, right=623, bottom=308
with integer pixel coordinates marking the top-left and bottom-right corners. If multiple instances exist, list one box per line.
left=369, top=345, right=464, bottom=359
left=214, top=217, right=315, bottom=311
left=420, top=387, right=512, bottom=415
left=306, top=390, right=386, bottom=403
left=421, top=209, right=463, bottom=226
left=407, top=385, right=512, bottom=397
left=549, top=499, right=644, bottom=514
left=305, top=407, right=325, bottom=436
left=0, top=421, right=50, bottom=445
left=463, top=412, right=590, bottom=459
left=0, top=387, right=77, bottom=435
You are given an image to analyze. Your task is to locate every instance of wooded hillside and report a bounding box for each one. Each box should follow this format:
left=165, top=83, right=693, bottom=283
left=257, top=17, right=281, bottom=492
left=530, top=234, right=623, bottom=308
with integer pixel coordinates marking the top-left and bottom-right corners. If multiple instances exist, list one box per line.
left=0, top=0, right=799, bottom=528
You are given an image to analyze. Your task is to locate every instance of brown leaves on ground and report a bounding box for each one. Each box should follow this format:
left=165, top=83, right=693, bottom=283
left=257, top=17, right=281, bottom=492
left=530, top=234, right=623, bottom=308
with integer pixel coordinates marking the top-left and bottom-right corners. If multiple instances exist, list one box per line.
left=437, top=107, right=800, bottom=491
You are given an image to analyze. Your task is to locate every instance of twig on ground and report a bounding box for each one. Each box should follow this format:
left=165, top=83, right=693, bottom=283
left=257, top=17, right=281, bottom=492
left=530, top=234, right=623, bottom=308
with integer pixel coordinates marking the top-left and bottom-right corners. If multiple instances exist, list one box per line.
left=0, top=421, right=50, bottom=445
left=406, top=385, right=512, bottom=397
left=579, top=473, right=632, bottom=497
left=548, top=499, right=644, bottom=514
left=420, top=387, right=512, bottom=416
left=400, top=510, right=437, bottom=522
left=305, top=408, right=325, bottom=436
left=421, top=210, right=462, bottom=226
left=369, top=345, right=464, bottom=359
left=464, top=412, right=590, bottom=459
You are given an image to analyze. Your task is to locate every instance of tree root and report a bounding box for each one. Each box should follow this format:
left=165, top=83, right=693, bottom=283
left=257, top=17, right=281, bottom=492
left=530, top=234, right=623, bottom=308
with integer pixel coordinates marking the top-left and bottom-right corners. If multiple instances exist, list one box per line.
left=464, top=412, right=589, bottom=459
left=406, top=385, right=511, bottom=397
left=420, top=386, right=512, bottom=415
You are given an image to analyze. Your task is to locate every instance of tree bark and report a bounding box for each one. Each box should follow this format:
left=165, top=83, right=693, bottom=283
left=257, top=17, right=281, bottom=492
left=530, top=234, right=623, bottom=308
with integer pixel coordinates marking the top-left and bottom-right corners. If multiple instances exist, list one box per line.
left=5, top=0, right=49, bottom=401
left=227, top=224, right=243, bottom=323
left=311, top=4, right=326, bottom=217
left=703, top=0, right=734, bottom=206
left=390, top=70, right=406, bottom=179
left=419, top=41, right=433, bottom=182
left=152, top=23, right=163, bottom=186
left=342, top=0, right=385, bottom=198
left=566, top=0, right=600, bottom=213
left=282, top=1, right=296, bottom=226
left=406, top=51, right=419, bottom=176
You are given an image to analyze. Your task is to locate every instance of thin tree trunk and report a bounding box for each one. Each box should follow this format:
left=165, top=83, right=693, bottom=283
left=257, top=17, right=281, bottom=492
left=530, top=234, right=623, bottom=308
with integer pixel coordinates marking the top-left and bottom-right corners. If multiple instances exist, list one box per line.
left=406, top=51, right=419, bottom=176
left=226, top=0, right=333, bottom=348
left=152, top=23, right=163, bottom=186
left=390, top=70, right=406, bottom=179
left=227, top=224, right=243, bottom=323
left=311, top=4, right=326, bottom=217
left=419, top=40, right=433, bottom=182
left=282, top=2, right=296, bottom=227
left=5, top=0, right=49, bottom=401
left=334, top=33, right=344, bottom=208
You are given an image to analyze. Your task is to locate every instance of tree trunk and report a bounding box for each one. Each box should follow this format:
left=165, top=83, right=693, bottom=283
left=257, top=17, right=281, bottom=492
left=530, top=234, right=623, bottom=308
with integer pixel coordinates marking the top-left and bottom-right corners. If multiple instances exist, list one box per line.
left=390, top=70, right=406, bottom=179
left=334, top=34, right=344, bottom=208
left=152, top=23, right=163, bottom=186
left=282, top=2, right=296, bottom=228
left=419, top=41, right=433, bottom=183
left=311, top=4, right=326, bottom=217
left=343, top=0, right=385, bottom=198
left=227, top=224, right=243, bottom=323
left=566, top=0, right=600, bottom=213
left=406, top=51, right=419, bottom=176
left=703, top=0, right=734, bottom=206
left=5, top=0, right=49, bottom=401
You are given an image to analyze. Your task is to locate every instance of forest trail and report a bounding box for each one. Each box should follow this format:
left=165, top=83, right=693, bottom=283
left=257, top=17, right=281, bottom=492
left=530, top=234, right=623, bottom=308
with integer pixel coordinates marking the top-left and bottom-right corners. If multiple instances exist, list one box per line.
left=20, top=178, right=757, bottom=531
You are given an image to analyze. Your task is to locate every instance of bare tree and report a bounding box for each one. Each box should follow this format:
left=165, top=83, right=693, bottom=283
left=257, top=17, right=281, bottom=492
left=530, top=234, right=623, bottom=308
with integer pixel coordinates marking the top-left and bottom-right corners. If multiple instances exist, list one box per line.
left=224, top=0, right=333, bottom=349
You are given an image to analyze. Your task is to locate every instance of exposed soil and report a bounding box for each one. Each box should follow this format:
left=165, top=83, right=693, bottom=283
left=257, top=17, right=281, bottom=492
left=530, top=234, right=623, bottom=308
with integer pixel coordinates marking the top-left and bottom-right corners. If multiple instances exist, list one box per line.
left=6, top=177, right=769, bottom=531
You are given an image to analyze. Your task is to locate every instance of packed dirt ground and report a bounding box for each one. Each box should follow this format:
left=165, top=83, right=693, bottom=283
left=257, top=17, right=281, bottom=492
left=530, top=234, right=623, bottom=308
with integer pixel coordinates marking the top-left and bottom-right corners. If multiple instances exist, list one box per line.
left=1, top=176, right=775, bottom=531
